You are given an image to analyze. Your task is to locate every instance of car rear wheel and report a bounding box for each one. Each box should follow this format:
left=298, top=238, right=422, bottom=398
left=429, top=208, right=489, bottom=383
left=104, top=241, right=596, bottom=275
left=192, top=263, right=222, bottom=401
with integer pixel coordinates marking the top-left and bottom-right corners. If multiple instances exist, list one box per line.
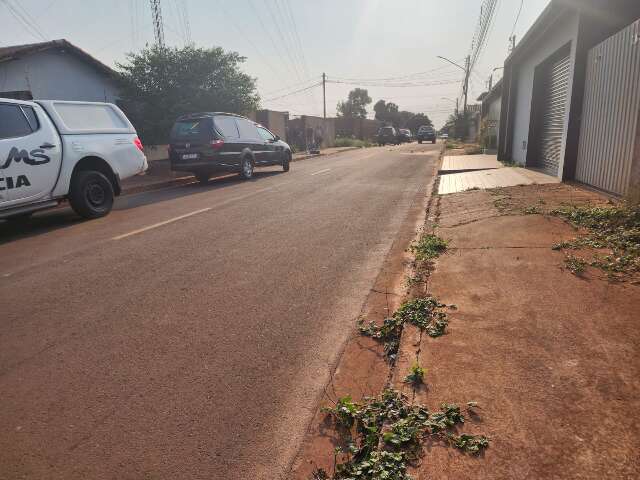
left=69, top=170, right=114, bottom=219
left=418, top=140, right=422, bottom=144
left=432, top=139, right=436, bottom=144
left=240, top=156, right=254, bottom=179
left=195, top=171, right=210, bottom=183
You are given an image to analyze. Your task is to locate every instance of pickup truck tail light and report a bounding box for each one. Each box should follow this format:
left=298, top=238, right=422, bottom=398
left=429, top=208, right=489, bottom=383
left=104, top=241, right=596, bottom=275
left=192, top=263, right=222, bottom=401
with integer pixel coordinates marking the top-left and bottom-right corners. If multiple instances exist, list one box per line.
left=210, top=139, right=224, bottom=150
left=134, top=136, right=144, bottom=152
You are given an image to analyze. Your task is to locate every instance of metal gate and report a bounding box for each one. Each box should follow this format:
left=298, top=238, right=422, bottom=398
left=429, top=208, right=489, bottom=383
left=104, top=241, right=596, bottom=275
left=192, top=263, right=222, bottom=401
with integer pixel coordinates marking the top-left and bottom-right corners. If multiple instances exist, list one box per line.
left=534, top=54, right=571, bottom=176
left=576, top=19, right=640, bottom=196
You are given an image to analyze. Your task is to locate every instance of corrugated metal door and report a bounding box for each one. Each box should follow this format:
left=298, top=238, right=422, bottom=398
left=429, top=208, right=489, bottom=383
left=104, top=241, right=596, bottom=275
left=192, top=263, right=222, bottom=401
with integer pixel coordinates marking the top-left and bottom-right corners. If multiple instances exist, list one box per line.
left=576, top=20, right=640, bottom=196
left=535, top=54, right=571, bottom=176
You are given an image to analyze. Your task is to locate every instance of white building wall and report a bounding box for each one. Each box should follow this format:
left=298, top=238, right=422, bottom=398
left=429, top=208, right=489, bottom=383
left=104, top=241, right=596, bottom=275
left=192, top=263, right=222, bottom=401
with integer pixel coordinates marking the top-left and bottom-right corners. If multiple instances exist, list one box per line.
left=510, top=13, right=580, bottom=170
left=0, top=50, right=118, bottom=103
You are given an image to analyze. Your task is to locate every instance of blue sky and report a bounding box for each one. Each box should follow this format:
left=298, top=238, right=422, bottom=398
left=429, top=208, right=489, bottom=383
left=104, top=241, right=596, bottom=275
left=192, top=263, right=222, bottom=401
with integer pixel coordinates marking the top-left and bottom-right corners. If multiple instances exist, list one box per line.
left=2, top=0, right=550, bottom=126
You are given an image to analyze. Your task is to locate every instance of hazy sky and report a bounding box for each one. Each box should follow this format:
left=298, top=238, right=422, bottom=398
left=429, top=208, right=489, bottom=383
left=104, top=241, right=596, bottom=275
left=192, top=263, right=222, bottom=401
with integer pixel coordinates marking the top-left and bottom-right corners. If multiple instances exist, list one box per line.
left=2, top=0, right=550, bottom=127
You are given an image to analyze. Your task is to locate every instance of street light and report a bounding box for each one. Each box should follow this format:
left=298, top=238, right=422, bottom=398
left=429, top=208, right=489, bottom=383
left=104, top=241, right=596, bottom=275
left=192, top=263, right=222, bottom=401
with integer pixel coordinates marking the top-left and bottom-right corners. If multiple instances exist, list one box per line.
left=437, top=55, right=470, bottom=114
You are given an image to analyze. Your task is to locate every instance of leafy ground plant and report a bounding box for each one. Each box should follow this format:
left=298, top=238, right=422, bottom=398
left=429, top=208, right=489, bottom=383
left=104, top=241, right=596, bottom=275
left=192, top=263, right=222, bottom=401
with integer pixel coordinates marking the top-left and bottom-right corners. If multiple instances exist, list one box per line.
left=316, top=390, right=488, bottom=479
left=359, top=298, right=450, bottom=361
left=551, top=203, right=640, bottom=279
left=411, top=234, right=448, bottom=261
left=404, top=363, right=425, bottom=385
left=564, top=255, right=587, bottom=275
left=523, top=205, right=541, bottom=215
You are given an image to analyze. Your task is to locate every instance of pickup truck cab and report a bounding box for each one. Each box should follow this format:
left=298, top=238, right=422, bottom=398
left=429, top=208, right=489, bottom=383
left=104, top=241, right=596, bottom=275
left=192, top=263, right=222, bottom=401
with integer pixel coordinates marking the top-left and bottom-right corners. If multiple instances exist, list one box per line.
left=0, top=98, right=147, bottom=220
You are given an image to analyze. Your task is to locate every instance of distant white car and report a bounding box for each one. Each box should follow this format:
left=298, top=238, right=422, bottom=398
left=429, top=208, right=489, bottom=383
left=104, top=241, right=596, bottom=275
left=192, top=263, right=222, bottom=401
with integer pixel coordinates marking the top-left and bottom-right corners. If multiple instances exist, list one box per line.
left=0, top=99, right=147, bottom=220
left=440, top=133, right=449, bottom=139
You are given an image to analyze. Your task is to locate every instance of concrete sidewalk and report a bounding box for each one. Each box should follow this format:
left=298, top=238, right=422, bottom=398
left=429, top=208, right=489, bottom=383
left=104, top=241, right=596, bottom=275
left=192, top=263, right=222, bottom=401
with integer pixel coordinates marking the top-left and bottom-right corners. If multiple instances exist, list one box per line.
left=394, top=183, right=639, bottom=479
left=121, top=146, right=363, bottom=195
left=438, top=154, right=559, bottom=194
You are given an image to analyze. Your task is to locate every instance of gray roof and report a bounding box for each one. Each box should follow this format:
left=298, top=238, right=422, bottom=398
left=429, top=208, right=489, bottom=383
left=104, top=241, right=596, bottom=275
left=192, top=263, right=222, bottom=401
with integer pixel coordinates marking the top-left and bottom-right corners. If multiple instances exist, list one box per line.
left=0, top=39, right=116, bottom=77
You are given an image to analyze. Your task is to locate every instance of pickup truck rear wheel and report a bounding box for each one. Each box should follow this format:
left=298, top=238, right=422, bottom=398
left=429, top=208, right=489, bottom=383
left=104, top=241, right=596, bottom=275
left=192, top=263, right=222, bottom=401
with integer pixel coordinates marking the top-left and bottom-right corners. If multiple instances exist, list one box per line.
left=69, top=170, right=114, bottom=219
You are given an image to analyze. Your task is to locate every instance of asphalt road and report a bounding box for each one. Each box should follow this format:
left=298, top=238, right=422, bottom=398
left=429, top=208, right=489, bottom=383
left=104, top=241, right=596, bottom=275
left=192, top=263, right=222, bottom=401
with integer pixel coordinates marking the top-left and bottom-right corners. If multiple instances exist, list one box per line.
left=0, top=142, right=440, bottom=480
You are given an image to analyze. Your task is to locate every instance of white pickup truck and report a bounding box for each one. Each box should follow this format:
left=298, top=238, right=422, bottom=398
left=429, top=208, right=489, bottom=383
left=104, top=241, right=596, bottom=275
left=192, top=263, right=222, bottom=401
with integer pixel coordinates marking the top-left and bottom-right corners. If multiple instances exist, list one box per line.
left=0, top=98, right=147, bottom=220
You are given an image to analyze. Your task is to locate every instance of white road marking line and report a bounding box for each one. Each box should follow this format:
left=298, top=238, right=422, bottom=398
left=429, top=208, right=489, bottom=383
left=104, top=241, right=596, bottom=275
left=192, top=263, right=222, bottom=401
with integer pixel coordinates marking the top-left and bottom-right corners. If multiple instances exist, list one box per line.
left=311, top=168, right=331, bottom=176
left=112, top=208, right=212, bottom=240
left=112, top=186, right=275, bottom=240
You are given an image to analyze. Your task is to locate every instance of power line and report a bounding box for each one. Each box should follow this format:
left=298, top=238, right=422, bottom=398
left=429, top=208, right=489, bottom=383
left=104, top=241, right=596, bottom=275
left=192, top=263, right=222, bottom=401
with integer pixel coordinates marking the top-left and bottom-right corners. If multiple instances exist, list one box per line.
left=215, top=0, right=289, bottom=90
left=329, top=63, right=464, bottom=83
left=511, top=0, right=524, bottom=37
left=246, top=0, right=300, bottom=84
left=263, top=0, right=304, bottom=82
left=264, top=82, right=322, bottom=102
left=0, top=0, right=47, bottom=41
left=262, top=76, right=321, bottom=96
left=327, top=78, right=463, bottom=88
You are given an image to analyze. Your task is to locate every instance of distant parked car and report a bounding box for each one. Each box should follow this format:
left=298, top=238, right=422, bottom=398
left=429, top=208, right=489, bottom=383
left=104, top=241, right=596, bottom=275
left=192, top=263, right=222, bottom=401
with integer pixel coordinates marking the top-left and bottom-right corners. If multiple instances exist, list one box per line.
left=377, top=126, right=399, bottom=146
left=398, top=129, right=412, bottom=143
left=169, top=112, right=292, bottom=183
left=416, top=125, right=436, bottom=144
left=440, top=133, right=449, bottom=139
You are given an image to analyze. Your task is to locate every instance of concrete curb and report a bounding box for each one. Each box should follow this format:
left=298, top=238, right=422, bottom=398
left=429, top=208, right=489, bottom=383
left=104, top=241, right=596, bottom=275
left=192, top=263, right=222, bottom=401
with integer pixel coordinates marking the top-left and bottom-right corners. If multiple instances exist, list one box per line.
left=290, top=146, right=362, bottom=163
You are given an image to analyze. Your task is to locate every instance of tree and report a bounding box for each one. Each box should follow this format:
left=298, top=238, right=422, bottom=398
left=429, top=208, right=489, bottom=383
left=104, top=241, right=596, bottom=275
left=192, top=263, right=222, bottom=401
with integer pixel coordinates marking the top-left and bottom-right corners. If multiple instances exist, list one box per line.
left=405, top=113, right=433, bottom=132
left=336, top=88, right=372, bottom=118
left=373, top=100, right=399, bottom=124
left=446, top=110, right=471, bottom=140
left=116, top=45, right=260, bottom=144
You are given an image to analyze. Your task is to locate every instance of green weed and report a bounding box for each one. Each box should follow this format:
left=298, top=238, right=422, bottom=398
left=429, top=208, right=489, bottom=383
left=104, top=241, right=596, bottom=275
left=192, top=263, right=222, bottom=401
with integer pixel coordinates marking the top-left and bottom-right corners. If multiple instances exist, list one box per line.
left=359, top=298, right=450, bottom=362
left=404, top=363, right=425, bottom=385
left=552, top=203, right=640, bottom=278
left=564, top=255, right=587, bottom=275
left=316, top=390, right=488, bottom=479
left=411, top=234, right=448, bottom=261
left=523, top=205, right=541, bottom=215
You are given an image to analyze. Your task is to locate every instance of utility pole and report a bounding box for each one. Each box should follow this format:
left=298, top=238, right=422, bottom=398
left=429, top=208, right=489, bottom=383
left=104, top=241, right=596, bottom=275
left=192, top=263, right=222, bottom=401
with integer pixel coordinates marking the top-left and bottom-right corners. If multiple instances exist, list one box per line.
left=463, top=55, right=470, bottom=115
left=150, top=0, right=165, bottom=48
left=322, top=72, right=326, bottom=119
left=437, top=55, right=470, bottom=115
left=456, top=98, right=459, bottom=115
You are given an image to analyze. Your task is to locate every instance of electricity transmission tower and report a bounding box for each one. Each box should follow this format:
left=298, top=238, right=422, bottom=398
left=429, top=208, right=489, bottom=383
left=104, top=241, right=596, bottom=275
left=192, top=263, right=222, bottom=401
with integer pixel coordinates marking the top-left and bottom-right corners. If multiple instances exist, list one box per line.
left=149, top=0, right=165, bottom=47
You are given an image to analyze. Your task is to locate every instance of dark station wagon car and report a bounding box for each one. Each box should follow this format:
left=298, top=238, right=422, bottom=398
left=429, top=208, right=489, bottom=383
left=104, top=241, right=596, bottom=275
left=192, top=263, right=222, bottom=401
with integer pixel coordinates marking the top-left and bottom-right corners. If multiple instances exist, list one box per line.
left=168, top=112, right=292, bottom=182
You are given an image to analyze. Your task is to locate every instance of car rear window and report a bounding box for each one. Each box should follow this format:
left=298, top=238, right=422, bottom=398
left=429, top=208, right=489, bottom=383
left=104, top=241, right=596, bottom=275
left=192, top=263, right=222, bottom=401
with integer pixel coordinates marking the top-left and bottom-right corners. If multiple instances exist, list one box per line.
left=0, top=103, right=33, bottom=139
left=382, top=127, right=394, bottom=133
left=213, top=116, right=240, bottom=139
left=236, top=118, right=261, bottom=141
left=170, top=117, right=213, bottom=141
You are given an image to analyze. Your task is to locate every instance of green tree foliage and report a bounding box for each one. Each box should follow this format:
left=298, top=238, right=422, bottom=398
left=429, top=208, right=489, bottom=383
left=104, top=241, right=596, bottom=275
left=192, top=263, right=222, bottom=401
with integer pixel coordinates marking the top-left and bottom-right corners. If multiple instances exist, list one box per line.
left=337, top=88, right=372, bottom=118
left=116, top=45, right=260, bottom=144
left=405, top=113, right=433, bottom=132
left=373, top=99, right=433, bottom=131
left=373, top=99, right=399, bottom=123
left=444, top=110, right=471, bottom=140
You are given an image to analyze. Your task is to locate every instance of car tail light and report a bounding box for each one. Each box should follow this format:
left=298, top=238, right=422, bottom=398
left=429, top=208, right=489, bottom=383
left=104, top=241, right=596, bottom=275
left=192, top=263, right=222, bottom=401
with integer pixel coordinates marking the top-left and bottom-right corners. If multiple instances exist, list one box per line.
left=134, top=137, right=144, bottom=152
left=210, top=139, right=224, bottom=149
